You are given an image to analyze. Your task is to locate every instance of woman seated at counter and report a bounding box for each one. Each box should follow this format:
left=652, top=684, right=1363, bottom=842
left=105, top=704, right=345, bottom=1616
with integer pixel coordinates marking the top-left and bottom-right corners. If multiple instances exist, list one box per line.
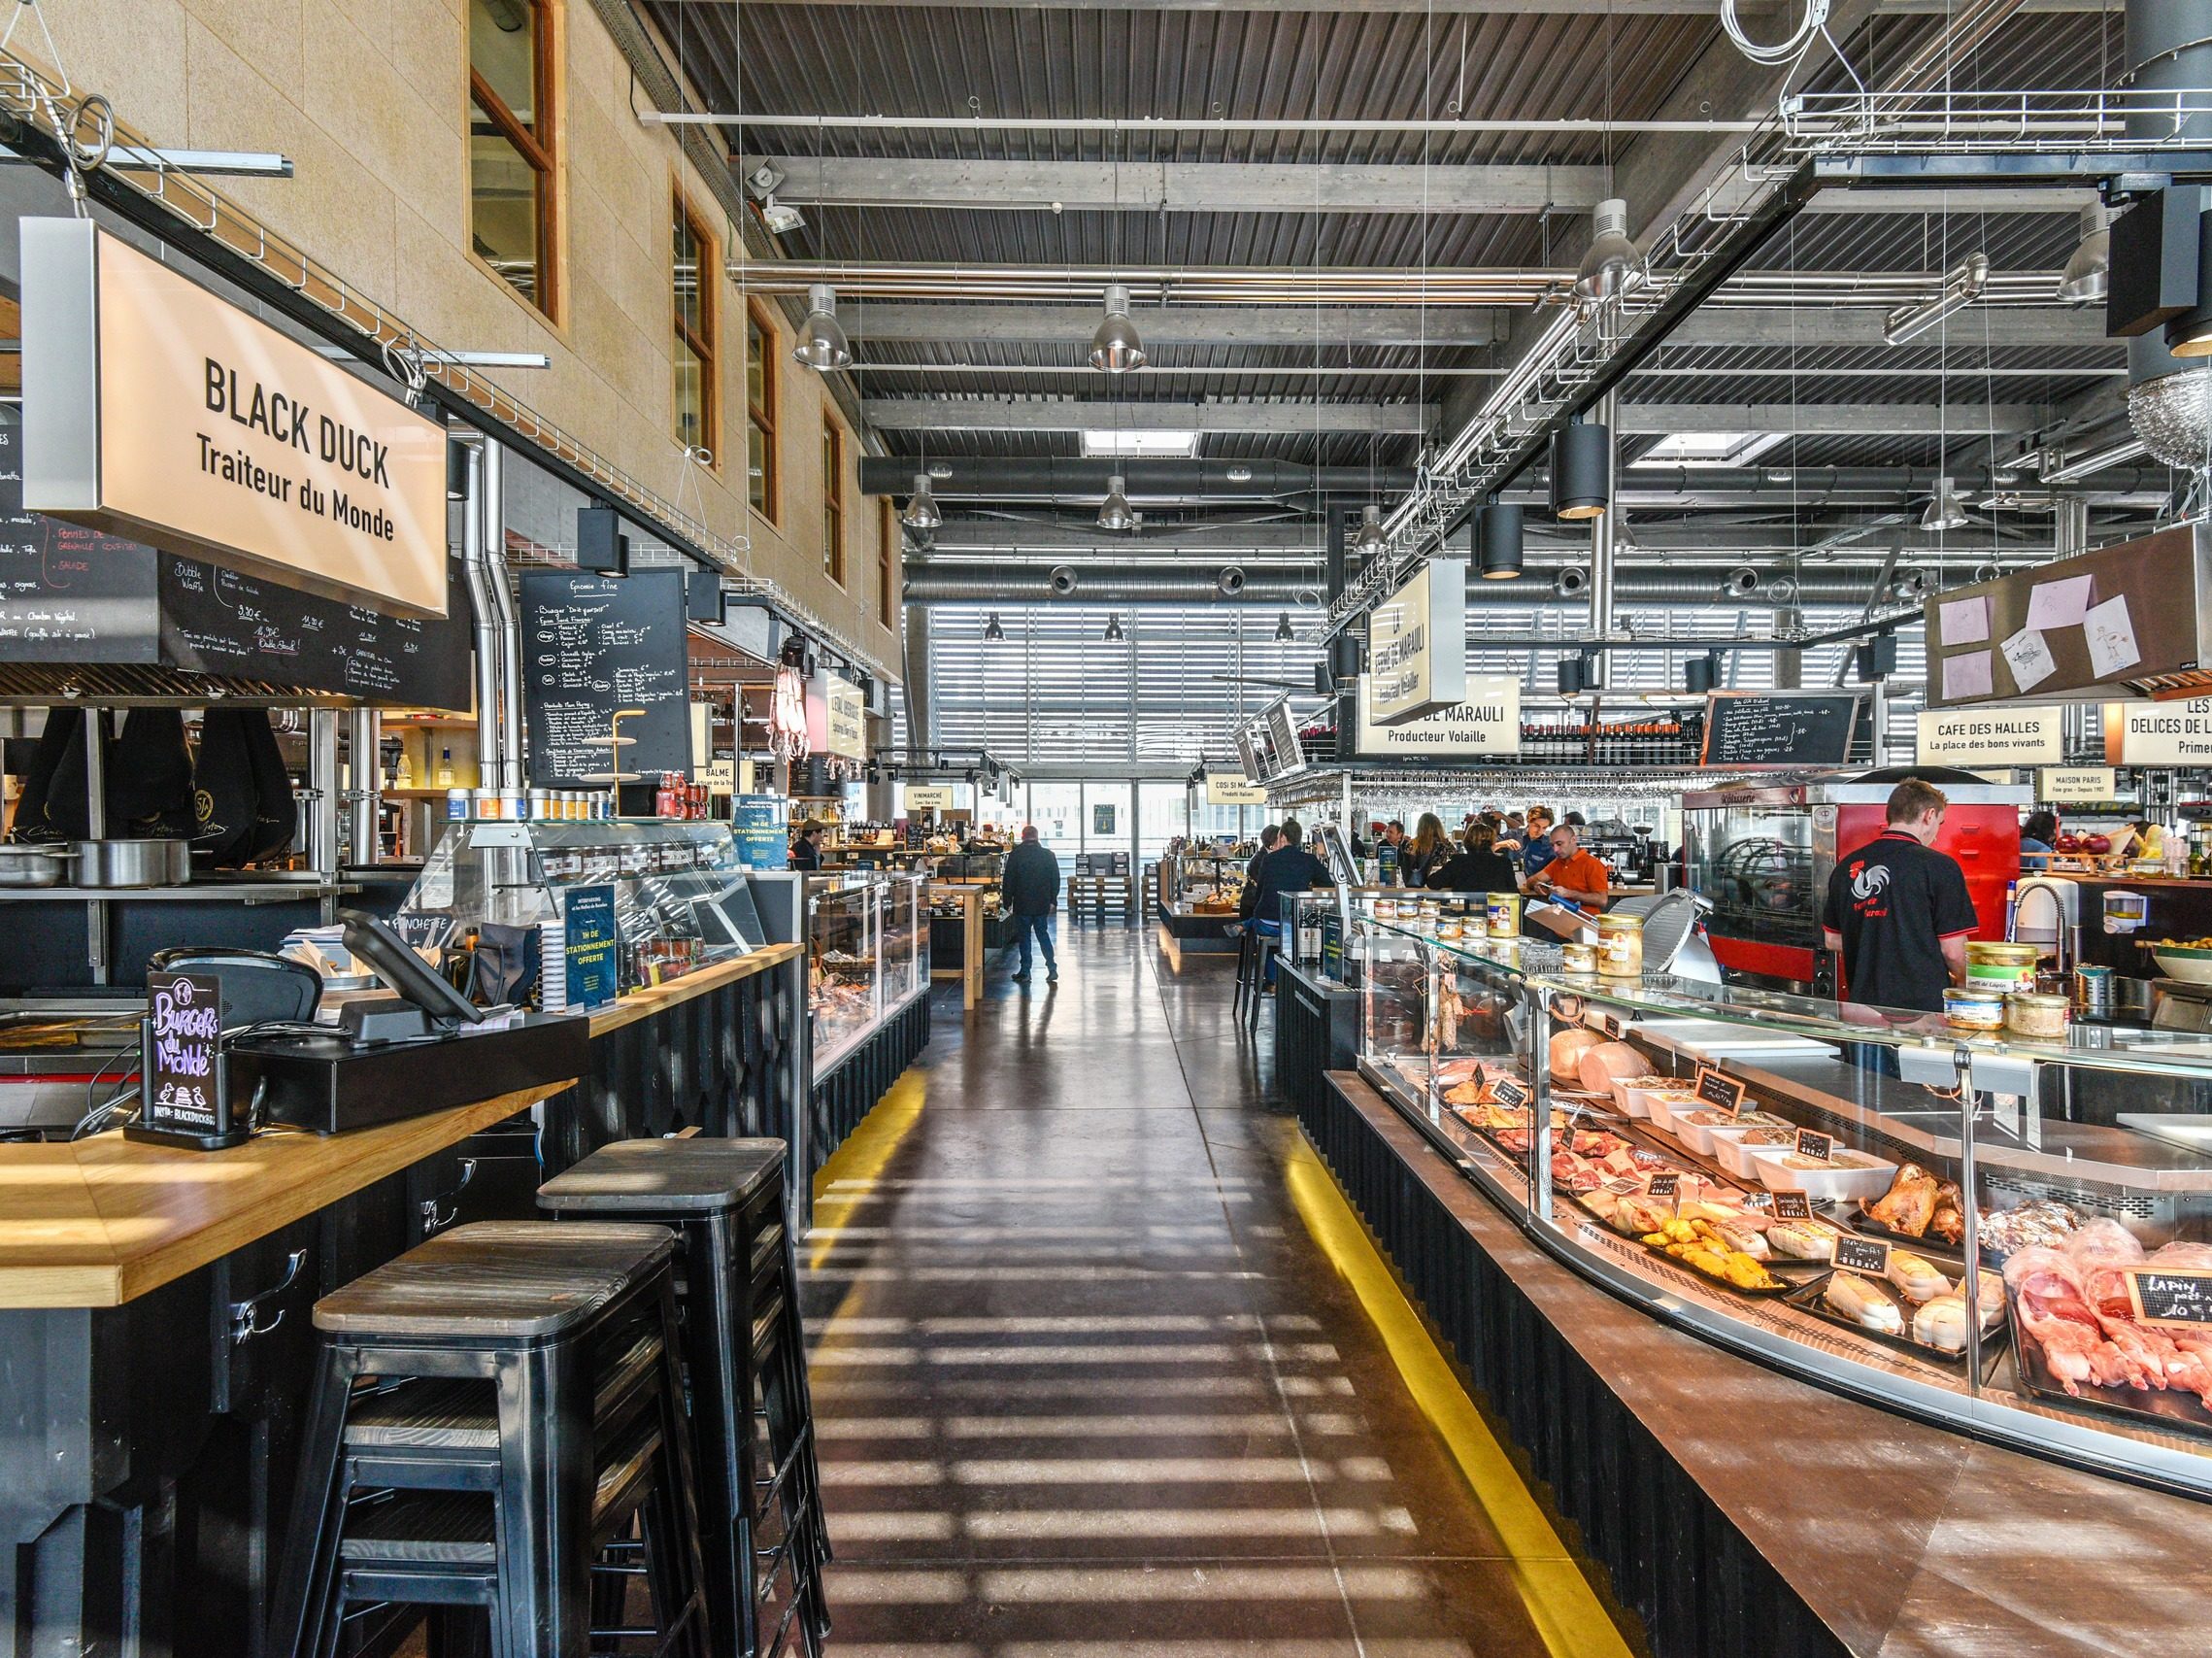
left=1428, top=820, right=1525, bottom=895
left=1400, top=813, right=1455, bottom=889
left=2019, top=810, right=2058, bottom=870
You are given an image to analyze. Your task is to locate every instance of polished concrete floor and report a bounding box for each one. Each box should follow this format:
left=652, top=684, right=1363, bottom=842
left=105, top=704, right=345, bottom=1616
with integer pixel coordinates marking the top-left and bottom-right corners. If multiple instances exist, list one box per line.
left=800, top=921, right=1634, bottom=1658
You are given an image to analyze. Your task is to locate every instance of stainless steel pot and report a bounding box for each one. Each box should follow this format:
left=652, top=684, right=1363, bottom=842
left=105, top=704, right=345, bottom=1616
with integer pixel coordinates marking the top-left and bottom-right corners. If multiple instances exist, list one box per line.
left=0, top=844, right=75, bottom=888
left=73, top=838, right=191, bottom=888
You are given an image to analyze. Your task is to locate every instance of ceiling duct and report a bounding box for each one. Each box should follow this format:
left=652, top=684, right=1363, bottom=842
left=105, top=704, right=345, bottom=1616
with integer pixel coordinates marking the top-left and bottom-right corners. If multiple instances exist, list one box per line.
left=903, top=565, right=1919, bottom=608
left=1217, top=566, right=1248, bottom=597
left=857, top=457, right=1418, bottom=500
left=2125, top=0, right=2212, bottom=460
left=1552, top=567, right=1591, bottom=598
left=1723, top=566, right=1761, bottom=598
left=1049, top=565, right=1079, bottom=595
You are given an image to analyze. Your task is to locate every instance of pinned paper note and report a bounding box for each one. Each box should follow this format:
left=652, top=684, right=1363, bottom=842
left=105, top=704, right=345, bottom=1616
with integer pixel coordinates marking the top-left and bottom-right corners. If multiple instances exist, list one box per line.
left=2026, top=574, right=2095, bottom=630
left=1941, top=650, right=1994, bottom=701
left=2085, top=592, right=2141, bottom=677
left=2000, top=626, right=2058, bottom=692
left=1938, top=594, right=1990, bottom=646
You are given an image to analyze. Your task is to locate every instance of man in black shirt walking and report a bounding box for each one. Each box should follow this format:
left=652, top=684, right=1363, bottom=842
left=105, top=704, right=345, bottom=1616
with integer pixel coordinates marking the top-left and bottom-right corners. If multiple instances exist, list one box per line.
left=1003, top=825, right=1062, bottom=986
left=1821, top=778, right=1978, bottom=1013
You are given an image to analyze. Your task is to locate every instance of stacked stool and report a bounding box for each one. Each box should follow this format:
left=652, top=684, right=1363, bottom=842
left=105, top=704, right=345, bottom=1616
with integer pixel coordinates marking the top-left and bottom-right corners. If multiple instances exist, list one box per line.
left=539, top=1139, right=829, bottom=1658
left=268, top=1222, right=711, bottom=1658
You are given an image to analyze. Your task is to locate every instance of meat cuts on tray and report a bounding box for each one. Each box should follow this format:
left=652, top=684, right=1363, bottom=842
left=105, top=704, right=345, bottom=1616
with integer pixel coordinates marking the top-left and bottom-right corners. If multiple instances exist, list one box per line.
left=2005, top=1223, right=2212, bottom=1409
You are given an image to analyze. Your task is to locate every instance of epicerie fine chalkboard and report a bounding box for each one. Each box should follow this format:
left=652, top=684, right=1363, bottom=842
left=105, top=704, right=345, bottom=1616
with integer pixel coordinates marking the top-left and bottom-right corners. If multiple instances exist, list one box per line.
left=1699, top=692, right=1862, bottom=768
left=0, top=408, right=161, bottom=661
left=519, top=567, right=690, bottom=788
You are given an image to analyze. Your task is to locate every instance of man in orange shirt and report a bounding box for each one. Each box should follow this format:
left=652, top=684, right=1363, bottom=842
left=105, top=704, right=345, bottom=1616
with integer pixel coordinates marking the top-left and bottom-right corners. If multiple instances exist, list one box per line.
left=1528, top=822, right=1610, bottom=908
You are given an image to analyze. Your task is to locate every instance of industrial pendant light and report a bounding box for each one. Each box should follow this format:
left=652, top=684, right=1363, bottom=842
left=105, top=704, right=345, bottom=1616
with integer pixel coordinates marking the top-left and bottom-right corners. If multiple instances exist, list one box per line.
left=2057, top=204, right=2111, bottom=305
left=1476, top=500, right=1524, bottom=579
left=900, top=473, right=942, bottom=532
left=1573, top=198, right=1643, bottom=304
left=1922, top=477, right=1970, bottom=532
left=1274, top=612, right=1294, bottom=642
left=1353, top=504, right=1389, bottom=559
left=1089, top=285, right=1147, bottom=374
left=1684, top=649, right=1724, bottom=695
left=984, top=612, right=1005, bottom=641
left=1103, top=614, right=1125, bottom=642
left=792, top=284, right=852, bottom=372
left=1098, top=475, right=1136, bottom=531
left=1551, top=422, right=1610, bottom=521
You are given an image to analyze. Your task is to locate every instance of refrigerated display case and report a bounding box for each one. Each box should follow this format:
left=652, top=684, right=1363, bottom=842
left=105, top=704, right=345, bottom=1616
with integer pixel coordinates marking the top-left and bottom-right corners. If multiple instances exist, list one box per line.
left=805, top=872, right=928, bottom=1076
left=1683, top=773, right=2028, bottom=994
left=1355, top=911, right=2212, bottom=1501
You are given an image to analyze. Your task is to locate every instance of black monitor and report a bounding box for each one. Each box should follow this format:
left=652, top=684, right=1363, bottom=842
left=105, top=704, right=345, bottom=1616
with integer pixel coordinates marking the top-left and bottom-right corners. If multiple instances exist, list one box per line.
left=338, top=908, right=486, bottom=1029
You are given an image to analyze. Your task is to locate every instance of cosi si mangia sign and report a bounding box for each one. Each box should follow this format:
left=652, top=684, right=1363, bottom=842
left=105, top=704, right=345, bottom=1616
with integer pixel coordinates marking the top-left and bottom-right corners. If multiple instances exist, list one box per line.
left=20, top=220, right=448, bottom=617
left=1366, top=558, right=1467, bottom=724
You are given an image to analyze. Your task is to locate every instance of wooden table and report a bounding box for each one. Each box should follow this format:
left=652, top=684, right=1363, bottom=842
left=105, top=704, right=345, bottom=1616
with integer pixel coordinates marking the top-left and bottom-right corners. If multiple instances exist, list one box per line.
left=585, top=943, right=800, bottom=1036
left=927, top=886, right=987, bottom=1008
left=0, top=1081, right=566, bottom=1310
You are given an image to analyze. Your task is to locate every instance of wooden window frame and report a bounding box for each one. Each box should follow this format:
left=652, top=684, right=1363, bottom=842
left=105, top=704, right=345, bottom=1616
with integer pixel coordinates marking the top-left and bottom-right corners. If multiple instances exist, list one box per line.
left=878, top=497, right=896, bottom=629
left=745, top=298, right=780, bottom=524
left=822, top=418, right=847, bottom=589
left=671, top=187, right=719, bottom=460
left=467, top=0, right=558, bottom=318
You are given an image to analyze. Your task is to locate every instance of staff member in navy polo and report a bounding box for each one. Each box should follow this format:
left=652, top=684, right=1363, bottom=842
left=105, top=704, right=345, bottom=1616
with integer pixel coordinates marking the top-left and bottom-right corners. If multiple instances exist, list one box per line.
left=1821, top=777, right=1978, bottom=1013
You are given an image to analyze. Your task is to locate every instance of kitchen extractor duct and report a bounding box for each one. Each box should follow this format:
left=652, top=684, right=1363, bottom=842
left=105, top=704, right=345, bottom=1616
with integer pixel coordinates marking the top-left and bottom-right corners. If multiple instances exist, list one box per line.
left=902, top=565, right=1928, bottom=607
left=2125, top=0, right=2212, bottom=461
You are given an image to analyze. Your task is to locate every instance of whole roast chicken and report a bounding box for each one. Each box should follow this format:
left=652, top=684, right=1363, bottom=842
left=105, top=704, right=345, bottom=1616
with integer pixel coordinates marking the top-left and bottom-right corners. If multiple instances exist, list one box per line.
left=1867, top=1163, right=1940, bottom=1237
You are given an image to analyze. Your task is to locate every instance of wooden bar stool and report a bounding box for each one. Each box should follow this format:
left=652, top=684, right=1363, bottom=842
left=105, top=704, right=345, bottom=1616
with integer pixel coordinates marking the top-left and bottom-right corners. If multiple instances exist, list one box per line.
left=268, top=1222, right=710, bottom=1658
left=539, top=1139, right=829, bottom=1658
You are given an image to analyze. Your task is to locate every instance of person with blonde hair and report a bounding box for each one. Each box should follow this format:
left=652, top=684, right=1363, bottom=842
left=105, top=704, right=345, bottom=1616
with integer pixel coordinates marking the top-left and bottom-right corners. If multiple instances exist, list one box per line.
left=1403, top=812, right=1452, bottom=888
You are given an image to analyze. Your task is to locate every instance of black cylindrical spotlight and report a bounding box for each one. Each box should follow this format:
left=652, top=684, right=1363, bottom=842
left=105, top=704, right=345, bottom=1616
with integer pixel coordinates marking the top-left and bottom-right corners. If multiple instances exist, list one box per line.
left=446, top=438, right=470, bottom=501
left=1857, top=631, right=1899, bottom=681
left=1550, top=421, right=1610, bottom=522
left=1313, top=663, right=1335, bottom=696
left=1476, top=501, right=1525, bottom=580
left=687, top=569, right=725, bottom=623
left=1684, top=651, right=1720, bottom=695
left=1558, top=655, right=1585, bottom=695
left=1329, top=634, right=1362, bottom=682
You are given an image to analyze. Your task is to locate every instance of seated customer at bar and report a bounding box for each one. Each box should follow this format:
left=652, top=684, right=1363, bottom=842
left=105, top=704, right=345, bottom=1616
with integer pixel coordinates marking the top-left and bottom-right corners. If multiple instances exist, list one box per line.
left=1251, top=817, right=1332, bottom=985
left=1429, top=821, right=1524, bottom=896
left=1526, top=821, right=1609, bottom=908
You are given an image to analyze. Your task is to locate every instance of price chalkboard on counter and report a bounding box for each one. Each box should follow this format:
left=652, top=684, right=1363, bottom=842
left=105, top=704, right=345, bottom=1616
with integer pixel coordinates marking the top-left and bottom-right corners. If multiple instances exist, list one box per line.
left=161, top=556, right=473, bottom=708
left=1832, top=1235, right=1893, bottom=1277
left=127, top=970, right=246, bottom=1149
left=519, top=568, right=690, bottom=789
left=2126, top=1268, right=2212, bottom=1328
left=1699, top=692, right=1861, bottom=767
left=1693, top=1065, right=1748, bottom=1116
left=1771, top=1191, right=1812, bottom=1221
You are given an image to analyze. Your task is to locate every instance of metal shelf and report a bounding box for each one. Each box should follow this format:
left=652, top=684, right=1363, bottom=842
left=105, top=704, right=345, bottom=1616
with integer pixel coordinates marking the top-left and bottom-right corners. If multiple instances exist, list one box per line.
left=0, top=882, right=358, bottom=903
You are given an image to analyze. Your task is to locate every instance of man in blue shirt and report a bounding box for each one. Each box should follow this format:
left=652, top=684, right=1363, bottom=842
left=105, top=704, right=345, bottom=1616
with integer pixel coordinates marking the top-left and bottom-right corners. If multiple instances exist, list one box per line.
left=1250, top=817, right=1332, bottom=988
left=1521, top=806, right=1557, bottom=880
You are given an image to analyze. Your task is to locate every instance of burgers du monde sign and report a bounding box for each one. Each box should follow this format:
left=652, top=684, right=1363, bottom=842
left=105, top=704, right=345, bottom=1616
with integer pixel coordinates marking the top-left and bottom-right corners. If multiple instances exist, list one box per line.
left=20, top=219, right=448, bottom=617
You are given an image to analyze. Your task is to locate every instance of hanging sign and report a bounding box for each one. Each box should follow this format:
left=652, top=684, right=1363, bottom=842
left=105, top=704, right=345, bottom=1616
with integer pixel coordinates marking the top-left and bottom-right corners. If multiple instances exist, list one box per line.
left=1206, top=774, right=1267, bottom=805
left=904, top=785, right=957, bottom=811
left=806, top=672, right=867, bottom=761
left=1351, top=674, right=1522, bottom=758
left=1366, top=558, right=1468, bottom=725
left=2115, top=698, right=2212, bottom=765
left=1915, top=706, right=2064, bottom=766
left=2039, top=766, right=2118, bottom=803
left=20, top=220, right=447, bottom=617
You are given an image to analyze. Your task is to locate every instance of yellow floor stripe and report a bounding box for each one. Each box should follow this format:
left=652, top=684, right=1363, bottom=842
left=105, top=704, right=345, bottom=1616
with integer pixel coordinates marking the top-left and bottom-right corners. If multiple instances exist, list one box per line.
left=1282, top=1138, right=1636, bottom=1658
left=809, top=1066, right=929, bottom=1272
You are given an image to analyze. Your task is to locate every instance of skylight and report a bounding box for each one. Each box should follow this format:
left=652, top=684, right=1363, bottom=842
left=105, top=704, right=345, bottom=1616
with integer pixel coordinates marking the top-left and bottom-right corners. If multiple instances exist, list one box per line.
left=1081, top=428, right=1200, bottom=457
left=1629, top=431, right=1788, bottom=469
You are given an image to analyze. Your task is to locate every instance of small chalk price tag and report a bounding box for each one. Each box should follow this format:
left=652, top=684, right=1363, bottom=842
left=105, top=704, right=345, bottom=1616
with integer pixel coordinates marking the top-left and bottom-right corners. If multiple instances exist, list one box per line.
left=1602, top=1176, right=1643, bottom=1196
left=1832, top=1235, right=1892, bottom=1276
left=1771, top=1191, right=1813, bottom=1221
left=1794, top=1128, right=1834, bottom=1164
left=1493, top=1076, right=1529, bottom=1109
left=1694, top=1065, right=1749, bottom=1116
left=1646, top=1172, right=1680, bottom=1200
left=1738, top=1191, right=1774, bottom=1211
left=2125, top=1267, right=2212, bottom=1328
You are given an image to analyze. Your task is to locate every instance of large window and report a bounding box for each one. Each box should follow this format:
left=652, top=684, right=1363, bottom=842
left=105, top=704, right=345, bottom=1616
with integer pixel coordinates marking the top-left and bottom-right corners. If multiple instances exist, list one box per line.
left=878, top=499, right=896, bottom=629
left=745, top=302, right=778, bottom=521
left=821, top=420, right=846, bottom=586
left=468, top=0, right=555, bottom=315
left=672, top=193, right=716, bottom=456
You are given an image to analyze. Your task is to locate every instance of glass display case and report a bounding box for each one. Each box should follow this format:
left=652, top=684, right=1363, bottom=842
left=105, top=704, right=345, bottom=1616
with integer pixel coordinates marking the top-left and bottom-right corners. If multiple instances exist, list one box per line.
left=1162, top=845, right=1248, bottom=916
left=1355, top=912, right=2212, bottom=1501
left=396, top=818, right=765, bottom=1004
left=806, top=872, right=928, bottom=1075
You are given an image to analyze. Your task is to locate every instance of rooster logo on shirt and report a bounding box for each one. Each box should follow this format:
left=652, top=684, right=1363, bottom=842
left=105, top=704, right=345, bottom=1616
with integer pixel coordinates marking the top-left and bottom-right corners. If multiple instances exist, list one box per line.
left=1850, top=861, right=1892, bottom=903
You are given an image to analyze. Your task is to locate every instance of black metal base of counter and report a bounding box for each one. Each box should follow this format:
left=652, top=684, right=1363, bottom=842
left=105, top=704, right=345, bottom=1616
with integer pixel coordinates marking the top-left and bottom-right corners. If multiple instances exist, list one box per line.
left=1272, top=959, right=1361, bottom=1120
left=809, top=988, right=931, bottom=1183
left=1301, top=1070, right=1847, bottom=1658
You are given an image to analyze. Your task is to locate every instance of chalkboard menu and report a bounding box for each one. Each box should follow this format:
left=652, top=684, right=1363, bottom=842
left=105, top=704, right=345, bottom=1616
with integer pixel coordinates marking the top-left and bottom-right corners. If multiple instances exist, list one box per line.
left=519, top=568, right=690, bottom=788
left=0, top=403, right=471, bottom=704
left=0, top=408, right=160, bottom=661
left=1699, top=692, right=1861, bottom=767
left=161, top=557, right=473, bottom=708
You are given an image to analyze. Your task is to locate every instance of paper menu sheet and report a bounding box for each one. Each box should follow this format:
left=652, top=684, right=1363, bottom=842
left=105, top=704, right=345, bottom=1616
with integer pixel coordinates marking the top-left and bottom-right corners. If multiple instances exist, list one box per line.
left=1938, top=594, right=1990, bottom=645
left=2084, top=593, right=2141, bottom=678
left=2000, top=626, right=2058, bottom=692
left=1940, top=650, right=1994, bottom=701
left=2026, top=574, right=2095, bottom=630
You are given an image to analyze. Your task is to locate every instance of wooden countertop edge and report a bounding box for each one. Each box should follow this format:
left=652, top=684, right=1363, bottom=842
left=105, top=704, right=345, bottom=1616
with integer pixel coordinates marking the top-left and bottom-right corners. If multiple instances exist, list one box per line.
left=1323, top=1069, right=2212, bottom=1653
left=585, top=943, right=800, bottom=1036
left=0, top=1082, right=565, bottom=1311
